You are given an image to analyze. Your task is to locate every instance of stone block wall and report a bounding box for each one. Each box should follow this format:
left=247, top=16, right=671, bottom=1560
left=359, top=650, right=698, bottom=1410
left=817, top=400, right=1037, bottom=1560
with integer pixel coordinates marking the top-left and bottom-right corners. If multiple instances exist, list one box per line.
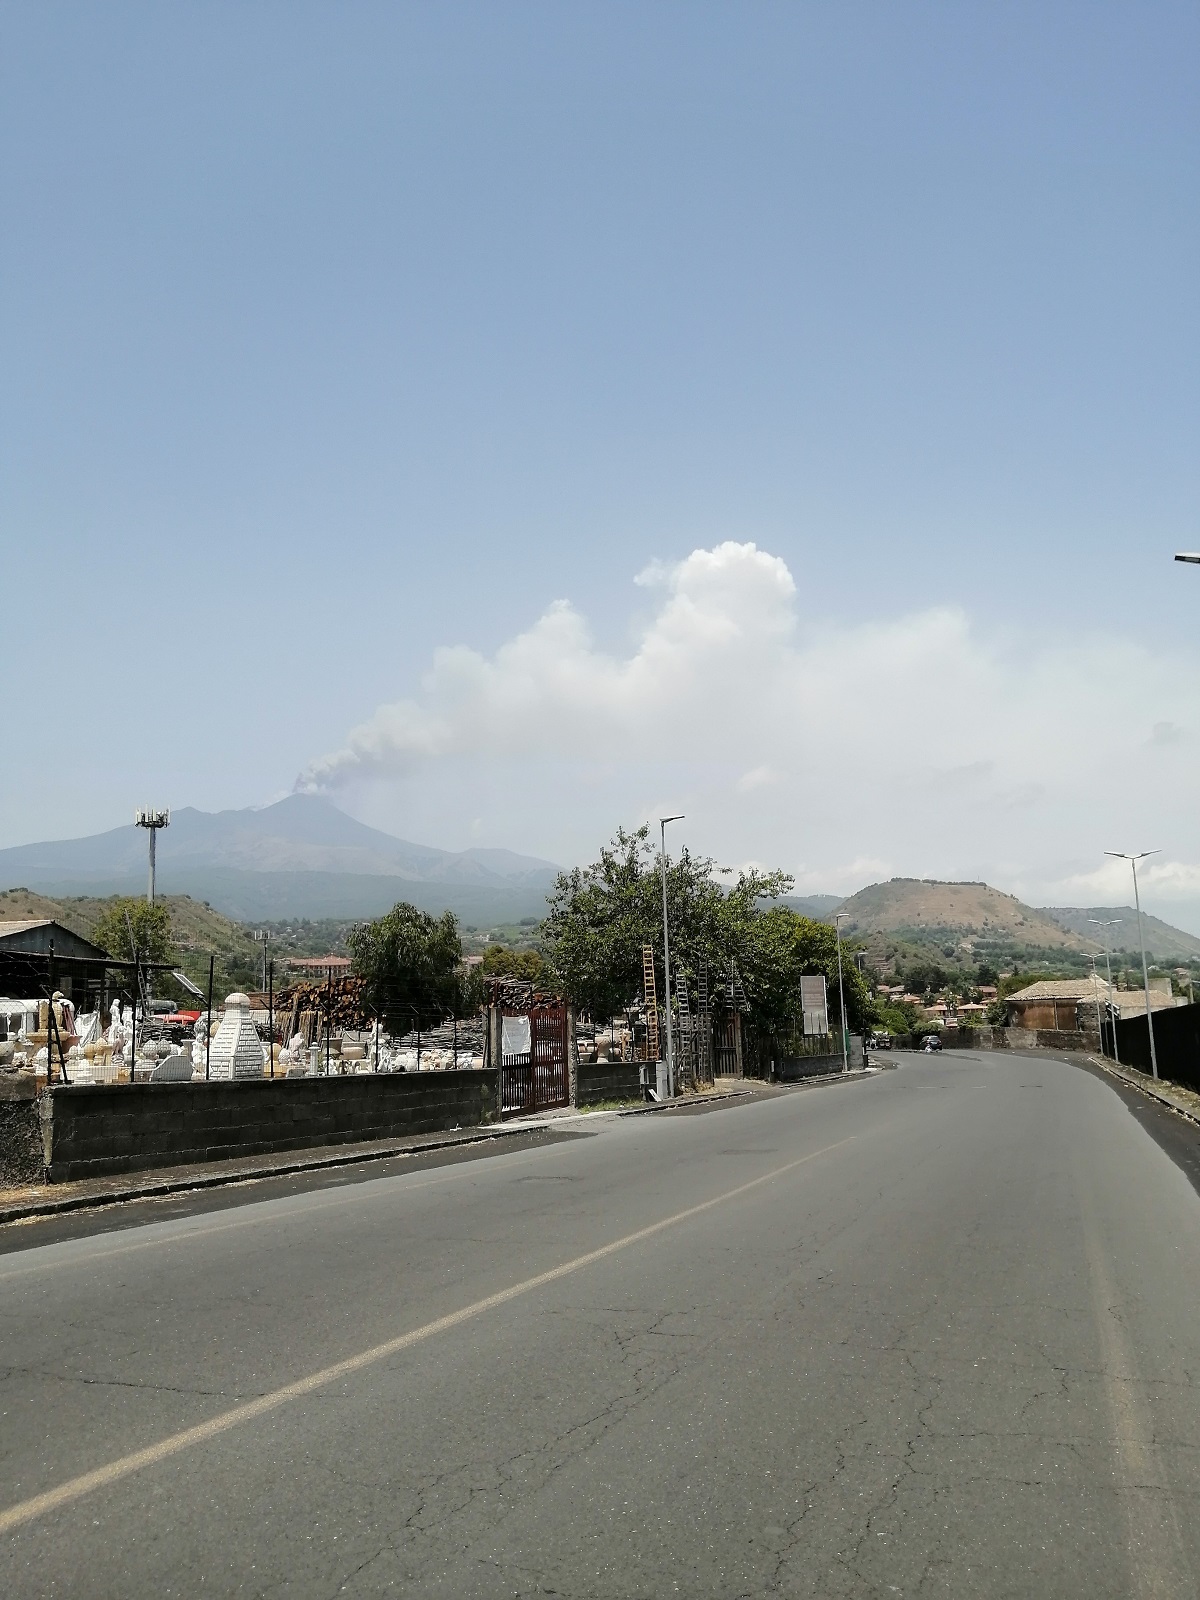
left=777, top=1054, right=842, bottom=1081
left=42, top=1069, right=500, bottom=1183
left=0, top=1076, right=41, bottom=1187
left=575, top=1059, right=644, bottom=1107
left=963, top=1027, right=1089, bottom=1052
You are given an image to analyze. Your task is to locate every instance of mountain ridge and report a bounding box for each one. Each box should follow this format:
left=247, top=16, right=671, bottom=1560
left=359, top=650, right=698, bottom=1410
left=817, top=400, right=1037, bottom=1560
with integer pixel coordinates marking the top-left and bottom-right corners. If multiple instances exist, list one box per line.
left=0, top=795, right=561, bottom=923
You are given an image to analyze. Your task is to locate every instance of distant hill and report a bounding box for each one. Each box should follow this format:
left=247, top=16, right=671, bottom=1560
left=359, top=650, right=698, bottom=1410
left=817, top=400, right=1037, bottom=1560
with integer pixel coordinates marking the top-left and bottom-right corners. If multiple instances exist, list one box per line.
left=834, top=878, right=1087, bottom=951
left=0, top=888, right=270, bottom=998
left=0, top=795, right=561, bottom=925
left=781, top=894, right=845, bottom=920
left=1040, top=906, right=1200, bottom=962
left=830, top=878, right=1200, bottom=971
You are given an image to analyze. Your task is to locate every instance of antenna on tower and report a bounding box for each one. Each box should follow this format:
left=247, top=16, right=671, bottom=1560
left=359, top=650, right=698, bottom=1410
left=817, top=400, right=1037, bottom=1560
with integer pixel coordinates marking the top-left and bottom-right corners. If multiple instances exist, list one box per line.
left=134, top=808, right=170, bottom=903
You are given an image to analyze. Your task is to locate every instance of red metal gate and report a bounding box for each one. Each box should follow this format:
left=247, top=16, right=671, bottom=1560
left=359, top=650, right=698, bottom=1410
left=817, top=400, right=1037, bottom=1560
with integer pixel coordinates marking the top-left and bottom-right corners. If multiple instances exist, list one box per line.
left=501, top=1003, right=570, bottom=1114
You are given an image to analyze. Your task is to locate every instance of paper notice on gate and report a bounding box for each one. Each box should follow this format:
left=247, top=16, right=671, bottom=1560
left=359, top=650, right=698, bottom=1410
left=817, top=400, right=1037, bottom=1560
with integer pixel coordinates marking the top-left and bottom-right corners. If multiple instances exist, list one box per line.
left=502, top=1015, right=531, bottom=1058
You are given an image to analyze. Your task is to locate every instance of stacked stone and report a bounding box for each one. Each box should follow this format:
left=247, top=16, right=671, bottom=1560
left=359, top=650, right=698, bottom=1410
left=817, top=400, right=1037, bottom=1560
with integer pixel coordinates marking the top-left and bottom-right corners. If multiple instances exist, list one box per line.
left=206, top=994, right=267, bottom=1080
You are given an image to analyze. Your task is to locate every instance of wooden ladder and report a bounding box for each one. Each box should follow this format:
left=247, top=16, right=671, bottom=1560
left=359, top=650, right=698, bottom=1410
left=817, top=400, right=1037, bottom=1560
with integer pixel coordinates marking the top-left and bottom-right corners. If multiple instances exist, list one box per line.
left=642, top=944, right=660, bottom=1062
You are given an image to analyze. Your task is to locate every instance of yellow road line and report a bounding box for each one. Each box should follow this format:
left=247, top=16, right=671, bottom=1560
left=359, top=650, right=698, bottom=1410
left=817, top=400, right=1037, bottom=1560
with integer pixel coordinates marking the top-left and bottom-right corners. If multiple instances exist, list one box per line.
left=0, top=1135, right=853, bottom=1535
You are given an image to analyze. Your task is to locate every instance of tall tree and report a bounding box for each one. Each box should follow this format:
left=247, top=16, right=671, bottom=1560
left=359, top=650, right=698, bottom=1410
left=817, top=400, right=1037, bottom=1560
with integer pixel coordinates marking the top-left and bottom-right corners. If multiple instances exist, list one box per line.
left=90, top=898, right=172, bottom=967
left=543, top=825, right=791, bottom=1020
left=742, top=906, right=873, bottom=1034
left=347, top=902, right=475, bottom=1032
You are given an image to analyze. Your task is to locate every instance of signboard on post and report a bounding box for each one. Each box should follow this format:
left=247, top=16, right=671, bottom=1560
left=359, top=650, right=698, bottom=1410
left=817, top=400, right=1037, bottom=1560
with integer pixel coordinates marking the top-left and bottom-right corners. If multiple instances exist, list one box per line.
left=800, top=975, right=830, bottom=1037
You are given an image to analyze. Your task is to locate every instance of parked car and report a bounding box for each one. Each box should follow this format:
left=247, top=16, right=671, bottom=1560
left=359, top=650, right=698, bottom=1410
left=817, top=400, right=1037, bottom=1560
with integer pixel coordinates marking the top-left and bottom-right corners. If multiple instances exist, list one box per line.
left=867, top=1032, right=892, bottom=1050
left=921, top=1034, right=942, bottom=1052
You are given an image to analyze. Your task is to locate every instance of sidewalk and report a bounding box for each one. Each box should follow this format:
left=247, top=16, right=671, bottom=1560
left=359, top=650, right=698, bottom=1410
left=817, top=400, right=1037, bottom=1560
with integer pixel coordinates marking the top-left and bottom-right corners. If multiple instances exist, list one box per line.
left=1085, top=1052, right=1200, bottom=1129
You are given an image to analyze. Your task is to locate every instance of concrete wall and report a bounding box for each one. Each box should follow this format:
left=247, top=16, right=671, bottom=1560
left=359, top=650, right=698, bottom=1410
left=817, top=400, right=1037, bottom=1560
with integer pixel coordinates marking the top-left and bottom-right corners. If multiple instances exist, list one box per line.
left=575, top=1059, right=643, bottom=1107
left=777, top=1054, right=843, bottom=1081
left=41, top=1069, right=500, bottom=1183
left=969, top=1027, right=1089, bottom=1052
left=0, top=1075, right=41, bottom=1187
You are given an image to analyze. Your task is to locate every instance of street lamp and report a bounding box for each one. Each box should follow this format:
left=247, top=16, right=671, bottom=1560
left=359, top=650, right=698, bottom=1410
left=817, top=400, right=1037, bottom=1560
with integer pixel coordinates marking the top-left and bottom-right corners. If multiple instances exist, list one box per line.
left=1174, top=553, right=1200, bottom=564
left=1104, top=851, right=1161, bottom=1078
left=659, top=815, right=684, bottom=1097
left=834, top=913, right=849, bottom=1074
left=1088, top=917, right=1121, bottom=1065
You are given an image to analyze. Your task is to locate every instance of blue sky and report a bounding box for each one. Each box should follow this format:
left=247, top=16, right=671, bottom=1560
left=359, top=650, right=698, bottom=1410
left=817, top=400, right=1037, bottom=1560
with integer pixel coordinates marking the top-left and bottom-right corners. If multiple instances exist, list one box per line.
left=4, top=4, right=1199, bottom=921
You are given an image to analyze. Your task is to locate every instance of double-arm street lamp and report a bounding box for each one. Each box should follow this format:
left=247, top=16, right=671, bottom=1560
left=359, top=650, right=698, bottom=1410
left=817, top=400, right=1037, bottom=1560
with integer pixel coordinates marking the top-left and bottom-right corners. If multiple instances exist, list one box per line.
left=1104, top=851, right=1161, bottom=1079
left=659, top=815, right=684, bottom=1097
left=1087, top=917, right=1121, bottom=1065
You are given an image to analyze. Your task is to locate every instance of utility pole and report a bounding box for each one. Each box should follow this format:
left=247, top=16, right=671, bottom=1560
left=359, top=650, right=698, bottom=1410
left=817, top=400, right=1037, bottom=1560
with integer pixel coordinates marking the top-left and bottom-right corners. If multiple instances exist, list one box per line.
left=1088, top=917, right=1121, bottom=1064
left=659, top=815, right=684, bottom=1097
left=1105, top=851, right=1161, bottom=1078
left=1087, top=954, right=1103, bottom=1043
left=253, top=929, right=270, bottom=991
left=134, top=809, right=170, bottom=903
left=834, top=913, right=849, bottom=1073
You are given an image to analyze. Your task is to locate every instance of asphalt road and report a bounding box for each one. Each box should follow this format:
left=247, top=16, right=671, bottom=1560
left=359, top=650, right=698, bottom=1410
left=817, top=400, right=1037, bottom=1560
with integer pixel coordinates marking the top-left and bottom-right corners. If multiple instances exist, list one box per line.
left=3, top=1050, right=1200, bottom=1598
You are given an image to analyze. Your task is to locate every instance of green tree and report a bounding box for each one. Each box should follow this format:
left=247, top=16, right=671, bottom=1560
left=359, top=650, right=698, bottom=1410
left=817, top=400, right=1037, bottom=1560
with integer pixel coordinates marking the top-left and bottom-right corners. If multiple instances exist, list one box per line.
left=480, top=944, right=552, bottom=986
left=347, top=902, right=474, bottom=1032
left=905, top=961, right=946, bottom=997
left=543, top=825, right=791, bottom=1021
left=997, top=970, right=1052, bottom=999
left=875, top=1000, right=922, bottom=1036
left=91, top=898, right=172, bottom=966
left=743, top=906, right=873, bottom=1034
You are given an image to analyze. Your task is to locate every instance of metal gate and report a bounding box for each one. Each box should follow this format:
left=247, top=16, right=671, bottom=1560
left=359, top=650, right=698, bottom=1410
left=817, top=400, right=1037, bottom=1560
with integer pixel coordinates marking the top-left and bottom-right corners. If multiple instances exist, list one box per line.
left=501, top=1003, right=570, bottom=1115
left=713, top=1013, right=742, bottom=1078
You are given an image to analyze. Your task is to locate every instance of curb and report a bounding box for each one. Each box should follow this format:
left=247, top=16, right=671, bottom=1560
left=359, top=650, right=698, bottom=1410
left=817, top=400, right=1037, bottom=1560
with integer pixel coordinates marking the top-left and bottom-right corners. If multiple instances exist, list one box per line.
left=616, top=1088, right=754, bottom=1117
left=1085, top=1054, right=1200, bottom=1130
left=616, top=1064, right=888, bottom=1115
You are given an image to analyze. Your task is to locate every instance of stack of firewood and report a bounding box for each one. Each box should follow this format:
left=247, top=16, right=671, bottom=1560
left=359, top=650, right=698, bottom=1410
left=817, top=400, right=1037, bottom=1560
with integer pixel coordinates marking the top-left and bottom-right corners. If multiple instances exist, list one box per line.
left=275, top=977, right=372, bottom=1035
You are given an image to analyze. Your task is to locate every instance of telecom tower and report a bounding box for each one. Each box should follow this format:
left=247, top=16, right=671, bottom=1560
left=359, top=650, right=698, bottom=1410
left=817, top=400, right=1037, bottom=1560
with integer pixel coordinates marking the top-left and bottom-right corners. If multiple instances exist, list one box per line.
left=135, top=809, right=170, bottom=903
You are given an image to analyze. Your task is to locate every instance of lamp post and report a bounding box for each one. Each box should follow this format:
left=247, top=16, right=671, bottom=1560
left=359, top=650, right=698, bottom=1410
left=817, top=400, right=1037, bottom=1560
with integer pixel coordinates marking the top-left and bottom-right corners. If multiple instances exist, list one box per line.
left=1174, top=553, right=1200, bottom=564
left=1105, top=851, right=1161, bottom=1078
left=1088, top=917, right=1121, bottom=1064
left=659, top=814, right=684, bottom=1097
left=834, top=913, right=849, bottom=1073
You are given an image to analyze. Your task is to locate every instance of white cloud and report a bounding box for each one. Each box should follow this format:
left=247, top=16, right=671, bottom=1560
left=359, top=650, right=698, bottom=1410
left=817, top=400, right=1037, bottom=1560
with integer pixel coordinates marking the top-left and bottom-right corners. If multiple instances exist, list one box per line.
left=299, top=541, right=1200, bottom=929
left=736, top=765, right=778, bottom=794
